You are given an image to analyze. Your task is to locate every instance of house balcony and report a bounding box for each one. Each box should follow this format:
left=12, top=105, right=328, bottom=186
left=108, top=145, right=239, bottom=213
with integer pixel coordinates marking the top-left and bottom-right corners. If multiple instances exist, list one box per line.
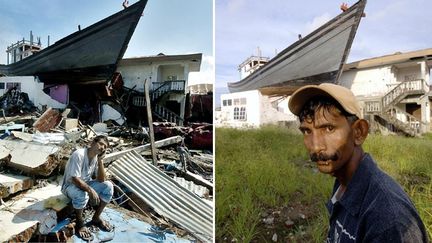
left=151, top=80, right=185, bottom=92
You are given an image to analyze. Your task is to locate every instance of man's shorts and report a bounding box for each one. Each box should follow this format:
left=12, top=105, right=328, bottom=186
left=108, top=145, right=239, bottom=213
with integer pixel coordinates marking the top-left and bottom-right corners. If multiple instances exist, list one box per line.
left=62, top=180, right=114, bottom=209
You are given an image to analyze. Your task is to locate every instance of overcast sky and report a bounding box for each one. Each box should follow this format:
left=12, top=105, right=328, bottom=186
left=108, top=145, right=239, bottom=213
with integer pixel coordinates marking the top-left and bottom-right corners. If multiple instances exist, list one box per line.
left=0, top=0, right=213, bottom=85
left=216, top=0, right=432, bottom=92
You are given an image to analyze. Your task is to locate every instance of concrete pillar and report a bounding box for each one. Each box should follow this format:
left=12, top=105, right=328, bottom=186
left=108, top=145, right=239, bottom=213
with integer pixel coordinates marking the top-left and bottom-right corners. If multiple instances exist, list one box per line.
left=419, top=95, right=430, bottom=133
left=183, top=63, right=189, bottom=94
left=419, top=62, right=426, bottom=81
left=151, top=65, right=159, bottom=90
left=179, top=96, right=185, bottom=126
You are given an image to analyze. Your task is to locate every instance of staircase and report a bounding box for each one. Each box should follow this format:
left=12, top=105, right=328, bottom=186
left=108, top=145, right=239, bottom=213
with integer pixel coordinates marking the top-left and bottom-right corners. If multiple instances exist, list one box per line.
left=151, top=80, right=185, bottom=101
left=364, top=79, right=429, bottom=136
left=151, top=81, right=185, bottom=125
left=128, top=80, right=186, bottom=125
left=153, top=104, right=184, bottom=125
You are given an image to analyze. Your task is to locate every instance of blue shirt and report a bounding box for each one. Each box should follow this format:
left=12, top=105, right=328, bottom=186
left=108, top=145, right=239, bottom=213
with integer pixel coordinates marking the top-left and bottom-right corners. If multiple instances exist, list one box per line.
left=326, top=153, right=428, bottom=243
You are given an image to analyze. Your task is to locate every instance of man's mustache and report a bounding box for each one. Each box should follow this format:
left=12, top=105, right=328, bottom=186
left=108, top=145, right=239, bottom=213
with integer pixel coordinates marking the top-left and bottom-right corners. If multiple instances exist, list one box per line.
left=310, top=152, right=339, bottom=162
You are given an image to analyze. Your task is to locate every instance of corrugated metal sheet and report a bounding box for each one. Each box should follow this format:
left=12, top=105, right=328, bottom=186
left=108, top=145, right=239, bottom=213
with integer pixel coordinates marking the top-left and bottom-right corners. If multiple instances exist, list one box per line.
left=108, top=151, right=213, bottom=242
left=173, top=176, right=209, bottom=198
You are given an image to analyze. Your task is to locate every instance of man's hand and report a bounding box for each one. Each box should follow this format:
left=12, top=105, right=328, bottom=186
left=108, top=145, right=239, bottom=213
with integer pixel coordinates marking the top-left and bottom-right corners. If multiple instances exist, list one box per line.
left=98, top=151, right=106, bottom=162
left=72, top=177, right=100, bottom=205
left=87, top=186, right=100, bottom=205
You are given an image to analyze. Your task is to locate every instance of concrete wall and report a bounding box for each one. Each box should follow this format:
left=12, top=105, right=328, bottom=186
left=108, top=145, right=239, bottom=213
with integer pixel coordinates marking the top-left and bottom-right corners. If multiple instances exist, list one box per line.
left=340, top=61, right=427, bottom=98
left=159, top=65, right=185, bottom=81
left=0, top=76, right=66, bottom=109
left=117, top=62, right=189, bottom=93
left=396, top=65, right=421, bottom=82
left=339, top=66, right=395, bottom=97
left=219, top=90, right=261, bottom=127
left=261, top=96, right=296, bottom=124
left=116, top=64, right=152, bottom=93
left=217, top=91, right=297, bottom=128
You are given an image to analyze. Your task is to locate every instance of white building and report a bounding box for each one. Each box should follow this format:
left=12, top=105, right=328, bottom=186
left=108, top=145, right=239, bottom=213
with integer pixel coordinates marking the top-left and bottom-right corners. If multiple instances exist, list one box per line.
left=116, top=53, right=202, bottom=125
left=217, top=90, right=294, bottom=128
left=216, top=54, right=294, bottom=128
left=217, top=48, right=432, bottom=135
left=0, top=76, right=66, bottom=109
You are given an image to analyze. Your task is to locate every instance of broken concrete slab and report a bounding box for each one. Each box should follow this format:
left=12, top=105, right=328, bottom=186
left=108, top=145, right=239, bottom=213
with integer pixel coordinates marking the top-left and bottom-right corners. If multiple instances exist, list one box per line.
left=93, top=122, right=109, bottom=133
left=63, top=118, right=78, bottom=131
left=0, top=140, right=60, bottom=176
left=32, top=132, right=65, bottom=145
left=33, top=108, right=62, bottom=132
left=11, top=131, right=66, bottom=144
left=11, top=131, right=33, bottom=142
left=0, top=144, right=10, bottom=159
left=0, top=183, right=69, bottom=242
left=101, top=104, right=125, bottom=125
left=0, top=173, right=34, bottom=198
left=104, top=135, right=182, bottom=165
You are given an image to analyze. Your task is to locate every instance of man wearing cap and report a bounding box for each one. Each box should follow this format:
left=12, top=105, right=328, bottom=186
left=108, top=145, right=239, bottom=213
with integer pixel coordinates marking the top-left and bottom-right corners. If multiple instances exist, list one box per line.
left=288, top=83, right=428, bottom=242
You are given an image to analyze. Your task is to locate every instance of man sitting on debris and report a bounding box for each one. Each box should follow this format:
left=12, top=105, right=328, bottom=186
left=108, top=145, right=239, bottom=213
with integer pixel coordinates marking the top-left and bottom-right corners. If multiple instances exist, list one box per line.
left=61, top=135, right=114, bottom=240
left=288, top=83, right=428, bottom=242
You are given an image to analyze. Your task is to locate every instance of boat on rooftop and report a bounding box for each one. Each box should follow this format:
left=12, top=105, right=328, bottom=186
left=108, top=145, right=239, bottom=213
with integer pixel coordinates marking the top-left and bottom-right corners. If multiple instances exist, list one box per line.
left=0, top=0, right=148, bottom=84
left=227, top=0, right=367, bottom=96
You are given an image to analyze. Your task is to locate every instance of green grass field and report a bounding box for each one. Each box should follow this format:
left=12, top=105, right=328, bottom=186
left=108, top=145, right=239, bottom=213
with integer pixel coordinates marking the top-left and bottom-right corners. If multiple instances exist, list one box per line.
left=216, top=126, right=432, bottom=242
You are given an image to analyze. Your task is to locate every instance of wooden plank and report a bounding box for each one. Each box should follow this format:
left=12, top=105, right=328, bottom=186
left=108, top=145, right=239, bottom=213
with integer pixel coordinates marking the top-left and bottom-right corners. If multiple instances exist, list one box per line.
left=33, top=108, right=62, bottom=133
left=144, top=79, right=158, bottom=165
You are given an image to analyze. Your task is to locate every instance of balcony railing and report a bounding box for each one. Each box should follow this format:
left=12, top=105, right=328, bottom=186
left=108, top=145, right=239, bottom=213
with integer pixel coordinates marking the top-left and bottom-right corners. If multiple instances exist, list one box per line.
left=152, top=80, right=185, bottom=92
left=364, top=99, right=382, bottom=113
left=151, top=80, right=186, bottom=100
left=382, top=79, right=429, bottom=109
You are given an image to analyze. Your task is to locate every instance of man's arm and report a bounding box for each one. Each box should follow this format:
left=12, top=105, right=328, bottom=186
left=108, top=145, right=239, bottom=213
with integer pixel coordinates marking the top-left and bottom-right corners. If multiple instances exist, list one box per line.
left=96, top=153, right=106, bottom=182
left=365, top=222, right=428, bottom=243
left=71, top=176, right=100, bottom=205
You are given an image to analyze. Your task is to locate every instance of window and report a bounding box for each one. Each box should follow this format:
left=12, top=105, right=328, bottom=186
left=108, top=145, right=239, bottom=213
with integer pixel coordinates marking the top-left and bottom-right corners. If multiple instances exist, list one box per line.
left=6, top=82, right=21, bottom=91
left=234, top=107, right=246, bottom=120
left=0, top=83, right=4, bottom=89
left=234, top=98, right=247, bottom=105
left=223, top=99, right=232, bottom=106
left=167, top=75, right=177, bottom=81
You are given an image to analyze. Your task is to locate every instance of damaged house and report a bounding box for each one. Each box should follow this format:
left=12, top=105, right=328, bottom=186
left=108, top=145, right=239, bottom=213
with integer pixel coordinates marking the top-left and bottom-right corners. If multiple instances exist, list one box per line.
left=0, top=1, right=213, bottom=242
left=217, top=48, right=432, bottom=137
left=217, top=0, right=431, bottom=136
left=115, top=53, right=203, bottom=126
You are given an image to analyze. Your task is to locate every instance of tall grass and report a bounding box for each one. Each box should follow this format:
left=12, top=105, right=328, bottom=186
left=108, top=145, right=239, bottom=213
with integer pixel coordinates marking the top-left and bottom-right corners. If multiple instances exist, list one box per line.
left=216, top=126, right=432, bottom=242
left=216, top=126, right=333, bottom=241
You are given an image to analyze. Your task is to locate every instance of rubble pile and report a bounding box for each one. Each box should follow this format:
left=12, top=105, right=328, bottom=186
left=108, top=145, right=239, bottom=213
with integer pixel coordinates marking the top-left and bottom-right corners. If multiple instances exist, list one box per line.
left=0, top=105, right=213, bottom=242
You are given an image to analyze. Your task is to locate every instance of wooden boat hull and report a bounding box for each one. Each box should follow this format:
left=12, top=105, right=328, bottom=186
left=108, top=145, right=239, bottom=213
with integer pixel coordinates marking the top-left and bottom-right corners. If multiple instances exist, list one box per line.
left=228, top=0, right=367, bottom=95
left=0, top=0, right=148, bottom=84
